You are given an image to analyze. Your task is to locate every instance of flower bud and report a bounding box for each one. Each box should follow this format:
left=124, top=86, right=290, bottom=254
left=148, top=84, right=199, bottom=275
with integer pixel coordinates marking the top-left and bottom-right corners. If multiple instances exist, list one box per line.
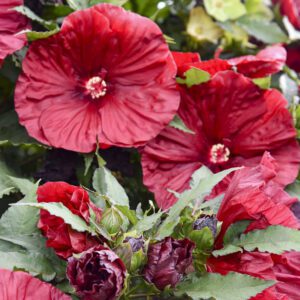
left=124, top=236, right=144, bottom=252
left=193, top=215, right=217, bottom=237
left=101, top=207, right=123, bottom=235
left=143, top=237, right=195, bottom=290
left=67, top=245, right=126, bottom=300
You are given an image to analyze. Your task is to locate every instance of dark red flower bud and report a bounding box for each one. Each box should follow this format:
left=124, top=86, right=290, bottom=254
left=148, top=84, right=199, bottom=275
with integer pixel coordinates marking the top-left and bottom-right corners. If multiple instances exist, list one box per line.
left=143, top=237, right=195, bottom=290
left=193, top=215, right=218, bottom=237
left=124, top=236, right=144, bottom=252
left=37, top=182, right=103, bottom=259
left=67, top=245, right=126, bottom=300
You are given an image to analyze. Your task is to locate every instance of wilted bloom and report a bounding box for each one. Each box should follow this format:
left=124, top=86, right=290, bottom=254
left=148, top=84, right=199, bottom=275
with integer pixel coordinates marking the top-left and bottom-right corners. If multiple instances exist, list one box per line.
left=215, top=153, right=300, bottom=245
left=124, top=236, right=144, bottom=252
left=0, top=0, right=30, bottom=66
left=143, top=237, right=195, bottom=290
left=0, top=269, right=71, bottom=300
left=193, top=215, right=218, bottom=237
left=177, top=45, right=287, bottom=78
left=142, top=70, right=300, bottom=210
left=15, top=3, right=180, bottom=153
left=67, top=245, right=126, bottom=300
left=37, top=182, right=102, bottom=259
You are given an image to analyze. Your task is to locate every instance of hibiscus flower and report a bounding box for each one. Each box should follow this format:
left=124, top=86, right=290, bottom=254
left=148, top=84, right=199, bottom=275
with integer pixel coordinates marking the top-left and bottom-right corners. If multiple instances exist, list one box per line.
left=176, top=45, right=287, bottom=78
left=141, top=70, right=300, bottom=210
left=15, top=3, right=180, bottom=153
left=273, top=0, right=300, bottom=30
left=0, top=269, right=71, bottom=299
left=0, top=0, right=30, bottom=66
left=207, top=154, right=300, bottom=300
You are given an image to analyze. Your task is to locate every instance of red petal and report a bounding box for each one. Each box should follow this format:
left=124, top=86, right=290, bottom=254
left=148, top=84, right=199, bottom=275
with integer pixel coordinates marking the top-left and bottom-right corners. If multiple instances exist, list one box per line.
left=171, top=51, right=201, bottom=67
left=0, top=269, right=70, bottom=300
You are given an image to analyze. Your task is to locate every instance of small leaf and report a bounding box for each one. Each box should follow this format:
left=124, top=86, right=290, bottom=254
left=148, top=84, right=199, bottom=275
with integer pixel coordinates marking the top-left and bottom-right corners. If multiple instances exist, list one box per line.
left=134, top=211, right=163, bottom=234
left=13, top=6, right=58, bottom=30
left=93, top=166, right=129, bottom=207
left=13, top=202, right=93, bottom=234
left=252, top=77, right=271, bottom=89
left=169, top=115, right=195, bottom=134
left=175, top=272, right=275, bottom=300
left=237, top=15, right=288, bottom=43
left=204, top=0, right=246, bottom=22
left=214, top=226, right=300, bottom=257
left=177, top=67, right=210, bottom=88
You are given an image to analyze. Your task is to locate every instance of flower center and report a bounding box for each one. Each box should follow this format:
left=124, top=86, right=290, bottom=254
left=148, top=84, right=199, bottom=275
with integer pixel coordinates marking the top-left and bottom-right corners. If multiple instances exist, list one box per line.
left=209, top=143, right=230, bottom=164
left=86, top=76, right=107, bottom=99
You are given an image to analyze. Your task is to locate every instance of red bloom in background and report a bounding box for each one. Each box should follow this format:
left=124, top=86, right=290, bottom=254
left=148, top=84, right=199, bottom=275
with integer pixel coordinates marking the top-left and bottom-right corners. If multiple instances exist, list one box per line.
left=15, top=4, right=180, bottom=153
left=216, top=153, right=300, bottom=244
left=38, top=182, right=102, bottom=259
left=273, top=0, right=300, bottom=29
left=142, top=71, right=300, bottom=210
left=177, top=45, right=286, bottom=78
left=286, top=45, right=300, bottom=73
left=0, top=269, right=71, bottom=300
left=0, top=0, right=30, bottom=66
left=207, top=155, right=300, bottom=299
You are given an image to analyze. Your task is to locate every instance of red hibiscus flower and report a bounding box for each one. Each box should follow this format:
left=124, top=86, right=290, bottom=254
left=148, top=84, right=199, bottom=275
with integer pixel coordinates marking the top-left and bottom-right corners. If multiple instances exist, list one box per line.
left=14, top=4, right=180, bottom=153
left=216, top=153, right=300, bottom=244
left=273, top=0, right=300, bottom=29
left=37, top=182, right=102, bottom=259
left=141, top=70, right=300, bottom=210
left=177, top=45, right=286, bottom=78
left=0, top=269, right=71, bottom=300
left=207, top=155, right=300, bottom=299
left=0, top=0, right=30, bottom=66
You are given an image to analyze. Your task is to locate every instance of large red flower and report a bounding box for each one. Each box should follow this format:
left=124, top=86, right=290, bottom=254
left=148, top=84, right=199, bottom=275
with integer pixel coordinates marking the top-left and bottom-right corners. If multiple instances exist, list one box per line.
left=177, top=45, right=286, bottom=78
left=0, top=0, right=30, bottom=66
left=15, top=4, right=180, bottom=153
left=207, top=155, right=300, bottom=299
left=216, top=153, right=300, bottom=244
left=0, top=269, right=71, bottom=299
left=38, top=182, right=102, bottom=259
left=141, top=70, right=300, bottom=210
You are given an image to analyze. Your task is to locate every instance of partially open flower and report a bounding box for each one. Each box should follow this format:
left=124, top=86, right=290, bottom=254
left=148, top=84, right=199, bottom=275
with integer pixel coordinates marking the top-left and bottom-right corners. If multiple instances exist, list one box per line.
left=143, top=237, right=195, bottom=290
left=37, top=182, right=102, bottom=259
left=67, top=245, right=126, bottom=300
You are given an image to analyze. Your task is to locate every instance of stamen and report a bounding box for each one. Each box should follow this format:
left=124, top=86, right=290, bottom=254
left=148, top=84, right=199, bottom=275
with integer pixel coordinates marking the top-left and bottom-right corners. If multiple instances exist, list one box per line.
left=209, top=143, right=230, bottom=164
left=86, top=76, right=107, bottom=99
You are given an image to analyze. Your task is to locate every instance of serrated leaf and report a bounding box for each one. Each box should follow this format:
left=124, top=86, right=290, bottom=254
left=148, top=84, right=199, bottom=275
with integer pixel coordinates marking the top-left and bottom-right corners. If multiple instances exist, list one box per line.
left=214, top=226, right=300, bottom=257
left=13, top=202, right=93, bottom=234
left=177, top=67, right=210, bottom=88
left=237, top=15, right=288, bottom=43
left=204, top=0, right=246, bottom=22
left=175, top=272, right=275, bottom=300
left=134, top=211, right=163, bottom=234
left=223, top=220, right=251, bottom=245
left=13, top=6, right=58, bottom=30
left=93, top=166, right=129, bottom=207
left=169, top=115, right=195, bottom=134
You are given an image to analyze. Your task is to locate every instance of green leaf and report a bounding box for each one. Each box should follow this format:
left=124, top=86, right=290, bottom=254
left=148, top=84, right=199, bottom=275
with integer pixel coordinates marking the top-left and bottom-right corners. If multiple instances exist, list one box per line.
left=169, top=115, right=195, bottom=134
left=176, top=67, right=210, bottom=88
left=13, top=6, right=58, bottom=30
left=66, top=0, right=89, bottom=10
left=286, top=180, right=300, bottom=198
left=189, top=227, right=214, bottom=251
left=223, top=220, right=251, bottom=245
left=23, top=28, right=60, bottom=41
left=101, top=207, right=123, bottom=235
left=116, top=205, right=138, bottom=225
left=214, top=226, right=300, bottom=257
left=175, top=272, right=275, bottom=300
left=14, top=202, right=93, bottom=234
left=93, top=166, right=129, bottom=207
left=88, top=0, right=128, bottom=6
left=156, top=167, right=239, bottom=240
left=204, top=0, right=246, bottom=22
left=252, top=77, right=271, bottom=89
left=83, top=153, right=94, bottom=176
left=134, top=211, right=163, bottom=234
left=237, top=15, right=288, bottom=43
